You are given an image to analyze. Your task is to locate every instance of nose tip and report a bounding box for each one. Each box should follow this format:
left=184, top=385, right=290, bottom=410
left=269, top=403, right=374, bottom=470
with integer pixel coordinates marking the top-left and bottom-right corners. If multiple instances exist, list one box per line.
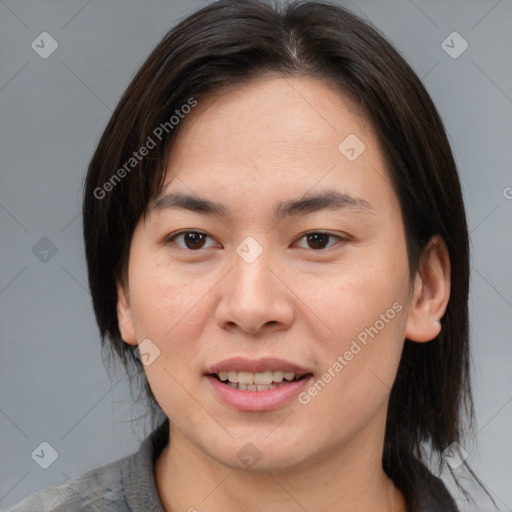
left=215, top=252, right=294, bottom=335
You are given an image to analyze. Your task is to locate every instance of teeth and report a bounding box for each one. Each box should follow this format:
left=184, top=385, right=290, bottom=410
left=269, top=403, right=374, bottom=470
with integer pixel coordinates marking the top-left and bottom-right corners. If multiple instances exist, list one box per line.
left=238, top=371, right=254, bottom=385
left=216, top=370, right=302, bottom=385
left=226, top=382, right=279, bottom=391
left=254, top=371, right=273, bottom=385
left=272, top=370, right=284, bottom=382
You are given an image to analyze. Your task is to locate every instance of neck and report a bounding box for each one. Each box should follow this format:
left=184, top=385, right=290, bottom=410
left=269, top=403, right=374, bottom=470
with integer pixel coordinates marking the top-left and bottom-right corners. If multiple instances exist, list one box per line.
left=155, top=412, right=406, bottom=512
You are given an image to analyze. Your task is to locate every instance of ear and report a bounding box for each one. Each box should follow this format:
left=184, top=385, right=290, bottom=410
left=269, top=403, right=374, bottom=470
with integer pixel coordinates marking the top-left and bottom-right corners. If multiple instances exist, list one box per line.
left=116, top=280, right=138, bottom=346
left=405, top=235, right=451, bottom=343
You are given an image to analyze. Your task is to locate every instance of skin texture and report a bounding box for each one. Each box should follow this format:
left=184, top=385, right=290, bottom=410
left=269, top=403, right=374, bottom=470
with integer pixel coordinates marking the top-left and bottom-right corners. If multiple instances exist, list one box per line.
left=116, top=77, right=451, bottom=511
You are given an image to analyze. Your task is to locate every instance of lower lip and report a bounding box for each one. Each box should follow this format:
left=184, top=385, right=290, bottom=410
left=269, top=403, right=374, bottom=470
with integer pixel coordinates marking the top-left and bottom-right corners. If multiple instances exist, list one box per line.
left=205, top=375, right=313, bottom=411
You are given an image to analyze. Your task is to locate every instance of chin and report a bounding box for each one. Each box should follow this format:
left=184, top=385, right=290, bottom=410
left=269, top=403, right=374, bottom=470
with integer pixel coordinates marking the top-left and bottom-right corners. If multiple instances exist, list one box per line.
left=204, top=435, right=316, bottom=474
left=223, top=451, right=310, bottom=474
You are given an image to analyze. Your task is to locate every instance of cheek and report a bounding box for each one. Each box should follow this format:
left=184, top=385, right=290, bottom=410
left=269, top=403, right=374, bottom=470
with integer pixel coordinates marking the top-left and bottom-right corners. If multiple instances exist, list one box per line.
left=315, top=258, right=407, bottom=343
left=128, top=265, right=206, bottom=409
left=297, top=285, right=406, bottom=442
left=128, top=251, right=208, bottom=338
left=127, top=262, right=218, bottom=399
left=302, top=253, right=409, bottom=405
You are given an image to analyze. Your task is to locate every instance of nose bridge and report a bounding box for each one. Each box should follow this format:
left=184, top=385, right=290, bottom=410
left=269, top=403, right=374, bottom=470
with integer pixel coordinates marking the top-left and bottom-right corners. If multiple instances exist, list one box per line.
left=216, top=234, right=293, bottom=333
left=231, top=235, right=274, bottom=298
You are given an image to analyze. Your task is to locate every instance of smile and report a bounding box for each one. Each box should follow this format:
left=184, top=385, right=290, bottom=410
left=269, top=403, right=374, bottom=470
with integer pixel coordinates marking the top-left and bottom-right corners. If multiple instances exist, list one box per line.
left=212, top=370, right=307, bottom=391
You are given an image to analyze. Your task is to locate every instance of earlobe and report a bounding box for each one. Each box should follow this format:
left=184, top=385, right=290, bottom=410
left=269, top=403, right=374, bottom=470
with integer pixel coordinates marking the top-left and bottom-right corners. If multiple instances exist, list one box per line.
left=116, top=280, right=138, bottom=346
left=405, top=236, right=451, bottom=343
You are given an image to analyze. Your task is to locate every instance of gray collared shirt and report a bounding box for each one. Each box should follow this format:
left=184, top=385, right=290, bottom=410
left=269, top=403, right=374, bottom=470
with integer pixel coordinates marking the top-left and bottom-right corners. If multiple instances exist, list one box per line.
left=4, top=424, right=167, bottom=512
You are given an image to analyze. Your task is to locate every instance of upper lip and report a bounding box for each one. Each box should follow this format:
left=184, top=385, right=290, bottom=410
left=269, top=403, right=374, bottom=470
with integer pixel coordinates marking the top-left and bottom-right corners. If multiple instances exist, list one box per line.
left=205, top=357, right=312, bottom=375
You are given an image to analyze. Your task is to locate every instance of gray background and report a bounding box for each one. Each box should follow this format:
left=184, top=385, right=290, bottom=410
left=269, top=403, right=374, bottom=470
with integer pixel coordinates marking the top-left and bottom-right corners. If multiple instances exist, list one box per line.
left=0, top=0, right=511, bottom=510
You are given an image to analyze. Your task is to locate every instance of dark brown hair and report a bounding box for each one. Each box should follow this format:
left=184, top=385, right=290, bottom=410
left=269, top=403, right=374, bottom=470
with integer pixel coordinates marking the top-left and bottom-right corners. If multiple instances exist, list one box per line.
left=83, top=0, right=484, bottom=508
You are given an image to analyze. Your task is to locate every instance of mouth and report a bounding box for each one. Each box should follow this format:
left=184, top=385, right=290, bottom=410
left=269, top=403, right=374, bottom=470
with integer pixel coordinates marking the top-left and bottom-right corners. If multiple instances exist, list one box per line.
left=204, top=358, right=314, bottom=411
left=208, top=370, right=311, bottom=392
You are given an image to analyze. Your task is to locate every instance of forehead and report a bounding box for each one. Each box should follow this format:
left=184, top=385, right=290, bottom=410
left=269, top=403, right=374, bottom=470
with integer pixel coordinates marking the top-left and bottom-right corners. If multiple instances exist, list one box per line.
left=156, top=76, right=393, bottom=212
left=171, top=76, right=371, bottom=157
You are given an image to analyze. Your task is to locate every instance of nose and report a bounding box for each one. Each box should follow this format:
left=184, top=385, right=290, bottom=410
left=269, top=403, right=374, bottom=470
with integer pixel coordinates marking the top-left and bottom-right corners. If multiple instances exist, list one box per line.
left=215, top=246, right=294, bottom=335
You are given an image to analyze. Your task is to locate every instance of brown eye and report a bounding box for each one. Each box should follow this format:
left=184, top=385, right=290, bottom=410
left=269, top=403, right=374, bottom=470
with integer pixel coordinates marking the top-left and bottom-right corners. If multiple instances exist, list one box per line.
left=168, top=231, right=216, bottom=251
left=296, top=232, right=345, bottom=251
left=183, top=232, right=206, bottom=249
left=306, top=233, right=330, bottom=250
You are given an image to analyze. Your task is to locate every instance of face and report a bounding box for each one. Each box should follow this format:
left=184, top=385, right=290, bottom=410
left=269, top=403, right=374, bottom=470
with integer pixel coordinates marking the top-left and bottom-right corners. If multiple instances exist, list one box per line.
left=117, top=77, right=422, bottom=472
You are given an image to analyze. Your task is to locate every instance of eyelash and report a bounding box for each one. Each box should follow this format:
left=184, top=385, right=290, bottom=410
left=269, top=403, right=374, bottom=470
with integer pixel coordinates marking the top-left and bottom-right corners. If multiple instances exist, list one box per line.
left=165, top=230, right=348, bottom=253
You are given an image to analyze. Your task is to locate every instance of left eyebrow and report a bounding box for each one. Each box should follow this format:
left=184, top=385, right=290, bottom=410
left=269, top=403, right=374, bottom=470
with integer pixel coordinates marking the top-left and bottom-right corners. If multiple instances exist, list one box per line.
left=274, top=189, right=373, bottom=219
left=150, top=189, right=373, bottom=220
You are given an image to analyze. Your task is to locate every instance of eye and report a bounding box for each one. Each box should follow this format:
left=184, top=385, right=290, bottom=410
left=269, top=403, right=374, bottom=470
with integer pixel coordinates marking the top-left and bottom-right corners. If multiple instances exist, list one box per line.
left=295, top=231, right=346, bottom=251
left=167, top=231, right=218, bottom=251
left=165, top=230, right=347, bottom=252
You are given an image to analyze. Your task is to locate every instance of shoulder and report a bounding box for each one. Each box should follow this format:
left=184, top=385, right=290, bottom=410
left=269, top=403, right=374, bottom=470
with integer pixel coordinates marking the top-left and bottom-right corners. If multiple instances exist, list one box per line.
left=3, top=419, right=169, bottom=512
left=3, top=456, right=129, bottom=512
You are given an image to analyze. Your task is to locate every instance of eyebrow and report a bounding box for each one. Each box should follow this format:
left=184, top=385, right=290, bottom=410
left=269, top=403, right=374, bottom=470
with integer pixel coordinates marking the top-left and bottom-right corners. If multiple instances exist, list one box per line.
left=151, top=189, right=372, bottom=220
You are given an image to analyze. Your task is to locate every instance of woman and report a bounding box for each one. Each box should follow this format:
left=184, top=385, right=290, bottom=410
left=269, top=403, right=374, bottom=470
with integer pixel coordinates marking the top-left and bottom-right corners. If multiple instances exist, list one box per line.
left=6, top=0, right=488, bottom=510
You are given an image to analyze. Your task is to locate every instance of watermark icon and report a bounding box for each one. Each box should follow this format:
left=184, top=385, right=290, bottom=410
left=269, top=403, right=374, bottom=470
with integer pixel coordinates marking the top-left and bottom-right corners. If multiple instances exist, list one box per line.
left=133, top=338, right=161, bottom=366
left=298, top=301, right=403, bottom=405
left=236, top=236, right=263, bottom=264
left=93, top=97, right=198, bottom=200
left=31, top=32, right=59, bottom=59
left=237, top=442, right=262, bottom=468
left=503, top=187, right=512, bottom=200
left=441, top=32, right=468, bottom=59
left=442, top=442, right=468, bottom=469
left=31, top=441, right=59, bottom=469
left=32, top=236, right=58, bottom=263
left=338, top=133, right=366, bottom=161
